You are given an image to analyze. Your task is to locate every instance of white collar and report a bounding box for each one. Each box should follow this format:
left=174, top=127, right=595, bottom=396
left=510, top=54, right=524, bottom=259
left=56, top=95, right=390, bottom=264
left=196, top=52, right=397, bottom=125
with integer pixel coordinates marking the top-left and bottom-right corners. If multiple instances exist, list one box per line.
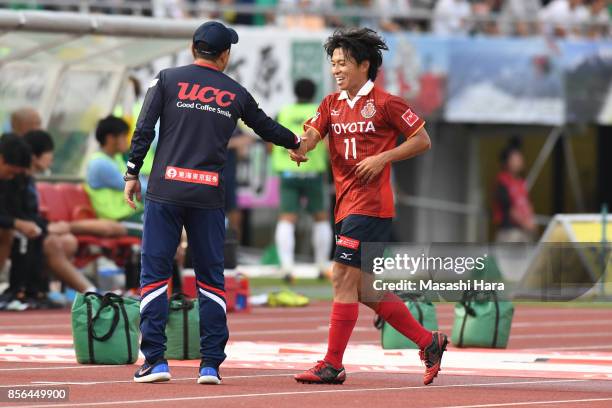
left=338, top=80, right=374, bottom=101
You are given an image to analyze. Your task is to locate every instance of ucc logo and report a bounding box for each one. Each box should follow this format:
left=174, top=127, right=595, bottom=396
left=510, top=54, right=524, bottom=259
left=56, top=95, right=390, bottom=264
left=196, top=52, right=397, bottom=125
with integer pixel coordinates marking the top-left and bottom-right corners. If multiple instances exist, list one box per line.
left=177, top=82, right=236, bottom=107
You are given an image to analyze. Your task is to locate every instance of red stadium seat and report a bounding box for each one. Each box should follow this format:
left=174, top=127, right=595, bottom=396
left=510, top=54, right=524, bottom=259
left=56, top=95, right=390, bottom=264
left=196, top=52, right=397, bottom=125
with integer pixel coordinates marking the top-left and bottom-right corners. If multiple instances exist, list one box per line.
left=55, top=183, right=97, bottom=220
left=36, top=183, right=116, bottom=268
left=36, top=182, right=71, bottom=222
left=36, top=182, right=143, bottom=288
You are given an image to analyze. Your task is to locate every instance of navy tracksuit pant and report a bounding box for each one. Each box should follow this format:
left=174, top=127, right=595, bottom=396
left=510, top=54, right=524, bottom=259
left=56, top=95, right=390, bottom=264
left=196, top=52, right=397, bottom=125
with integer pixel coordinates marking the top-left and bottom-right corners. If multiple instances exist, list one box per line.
left=139, top=200, right=228, bottom=368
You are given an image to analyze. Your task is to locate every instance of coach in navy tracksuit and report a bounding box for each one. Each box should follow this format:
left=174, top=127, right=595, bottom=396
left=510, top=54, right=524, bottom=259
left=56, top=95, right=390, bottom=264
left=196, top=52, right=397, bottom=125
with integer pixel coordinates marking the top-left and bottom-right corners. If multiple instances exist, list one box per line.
left=124, top=21, right=300, bottom=384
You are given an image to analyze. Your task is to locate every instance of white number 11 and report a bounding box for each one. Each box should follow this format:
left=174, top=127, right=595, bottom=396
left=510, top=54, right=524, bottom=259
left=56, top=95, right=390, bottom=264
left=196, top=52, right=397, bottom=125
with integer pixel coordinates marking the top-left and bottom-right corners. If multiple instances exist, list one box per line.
left=344, top=137, right=357, bottom=160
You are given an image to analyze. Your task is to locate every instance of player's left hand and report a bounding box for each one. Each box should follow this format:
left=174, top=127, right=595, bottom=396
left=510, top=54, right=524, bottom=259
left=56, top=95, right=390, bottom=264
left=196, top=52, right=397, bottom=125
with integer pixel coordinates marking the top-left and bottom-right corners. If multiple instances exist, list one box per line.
left=355, top=154, right=387, bottom=183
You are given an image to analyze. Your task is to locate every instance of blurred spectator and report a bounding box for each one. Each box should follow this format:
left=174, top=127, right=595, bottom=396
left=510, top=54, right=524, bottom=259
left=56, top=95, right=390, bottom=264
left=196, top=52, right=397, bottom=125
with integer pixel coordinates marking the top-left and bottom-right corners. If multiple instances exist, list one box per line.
left=492, top=138, right=536, bottom=243
left=0, top=133, right=94, bottom=310
left=500, top=0, right=542, bottom=36
left=432, top=0, right=472, bottom=36
left=279, top=0, right=326, bottom=29
left=376, top=0, right=412, bottom=32
left=226, top=126, right=254, bottom=241
left=10, top=107, right=42, bottom=137
left=253, top=0, right=279, bottom=25
left=539, top=0, right=589, bottom=38
left=217, top=0, right=276, bottom=25
left=585, top=0, right=610, bottom=38
left=471, top=0, right=503, bottom=35
left=151, top=0, right=186, bottom=18
left=217, top=0, right=239, bottom=23
left=0, top=134, right=31, bottom=273
left=19, top=130, right=98, bottom=297
left=328, top=0, right=374, bottom=28
left=273, top=78, right=331, bottom=281
left=85, top=116, right=145, bottom=225
left=26, top=129, right=127, bottom=238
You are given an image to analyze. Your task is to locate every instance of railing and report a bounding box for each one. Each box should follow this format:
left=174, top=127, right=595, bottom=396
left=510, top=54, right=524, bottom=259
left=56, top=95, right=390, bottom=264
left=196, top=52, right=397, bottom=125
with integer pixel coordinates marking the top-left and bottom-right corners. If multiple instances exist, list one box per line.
left=0, top=0, right=609, bottom=34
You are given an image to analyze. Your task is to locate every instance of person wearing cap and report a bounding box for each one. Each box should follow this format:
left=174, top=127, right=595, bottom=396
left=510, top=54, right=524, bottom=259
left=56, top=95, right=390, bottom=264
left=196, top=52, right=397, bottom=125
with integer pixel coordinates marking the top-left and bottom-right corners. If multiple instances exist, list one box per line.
left=125, top=21, right=301, bottom=384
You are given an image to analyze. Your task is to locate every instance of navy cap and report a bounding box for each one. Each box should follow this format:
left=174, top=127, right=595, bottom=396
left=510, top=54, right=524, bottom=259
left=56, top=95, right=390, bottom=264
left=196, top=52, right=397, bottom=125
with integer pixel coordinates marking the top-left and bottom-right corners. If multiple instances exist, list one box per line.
left=193, top=21, right=239, bottom=54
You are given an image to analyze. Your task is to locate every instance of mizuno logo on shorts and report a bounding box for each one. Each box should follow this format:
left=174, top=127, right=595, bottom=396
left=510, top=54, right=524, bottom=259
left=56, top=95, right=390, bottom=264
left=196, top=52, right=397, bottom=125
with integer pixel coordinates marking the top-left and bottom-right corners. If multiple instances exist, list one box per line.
left=165, top=166, right=219, bottom=186
left=339, top=252, right=353, bottom=261
left=336, top=235, right=360, bottom=250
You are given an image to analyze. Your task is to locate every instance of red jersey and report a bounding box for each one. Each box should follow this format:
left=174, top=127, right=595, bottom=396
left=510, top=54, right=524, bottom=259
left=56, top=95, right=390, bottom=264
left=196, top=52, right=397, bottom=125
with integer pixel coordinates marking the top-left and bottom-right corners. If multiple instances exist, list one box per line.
left=304, top=81, right=425, bottom=222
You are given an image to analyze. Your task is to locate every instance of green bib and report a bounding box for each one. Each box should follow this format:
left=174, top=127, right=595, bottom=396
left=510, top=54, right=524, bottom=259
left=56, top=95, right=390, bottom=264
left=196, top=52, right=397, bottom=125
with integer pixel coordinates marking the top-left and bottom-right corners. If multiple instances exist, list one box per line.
left=84, top=151, right=142, bottom=220
left=272, top=103, right=328, bottom=173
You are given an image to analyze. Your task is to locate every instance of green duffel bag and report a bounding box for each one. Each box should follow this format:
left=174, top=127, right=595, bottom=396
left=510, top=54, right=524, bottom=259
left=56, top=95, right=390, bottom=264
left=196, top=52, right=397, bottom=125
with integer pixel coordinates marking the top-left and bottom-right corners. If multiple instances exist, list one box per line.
left=72, top=292, right=140, bottom=364
left=376, top=293, right=439, bottom=349
left=165, top=293, right=200, bottom=360
left=451, top=290, right=514, bottom=348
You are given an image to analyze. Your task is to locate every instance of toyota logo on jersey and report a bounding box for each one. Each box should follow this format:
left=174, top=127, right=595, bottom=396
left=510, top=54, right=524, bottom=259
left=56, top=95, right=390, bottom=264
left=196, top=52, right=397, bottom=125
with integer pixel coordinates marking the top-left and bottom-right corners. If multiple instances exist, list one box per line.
left=330, top=121, right=376, bottom=135
left=177, top=82, right=236, bottom=107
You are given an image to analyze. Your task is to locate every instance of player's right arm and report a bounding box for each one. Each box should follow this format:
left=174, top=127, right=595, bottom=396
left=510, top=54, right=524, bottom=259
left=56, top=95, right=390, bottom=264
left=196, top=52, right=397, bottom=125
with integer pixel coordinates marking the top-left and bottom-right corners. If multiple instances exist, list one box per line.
left=289, top=127, right=321, bottom=165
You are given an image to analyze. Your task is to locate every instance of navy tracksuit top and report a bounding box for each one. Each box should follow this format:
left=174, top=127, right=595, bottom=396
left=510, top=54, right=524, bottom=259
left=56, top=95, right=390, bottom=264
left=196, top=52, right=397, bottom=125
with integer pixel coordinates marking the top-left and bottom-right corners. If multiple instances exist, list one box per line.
left=127, top=60, right=300, bottom=209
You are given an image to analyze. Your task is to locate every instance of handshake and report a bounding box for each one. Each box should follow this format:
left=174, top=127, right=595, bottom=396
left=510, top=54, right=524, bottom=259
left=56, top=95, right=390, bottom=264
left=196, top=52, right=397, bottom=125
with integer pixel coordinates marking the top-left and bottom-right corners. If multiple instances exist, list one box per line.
left=289, top=134, right=311, bottom=167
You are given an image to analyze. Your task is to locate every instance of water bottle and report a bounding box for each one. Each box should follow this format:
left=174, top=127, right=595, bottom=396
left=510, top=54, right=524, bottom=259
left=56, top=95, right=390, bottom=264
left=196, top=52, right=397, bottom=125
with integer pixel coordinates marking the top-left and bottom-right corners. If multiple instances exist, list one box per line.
left=97, top=258, right=125, bottom=292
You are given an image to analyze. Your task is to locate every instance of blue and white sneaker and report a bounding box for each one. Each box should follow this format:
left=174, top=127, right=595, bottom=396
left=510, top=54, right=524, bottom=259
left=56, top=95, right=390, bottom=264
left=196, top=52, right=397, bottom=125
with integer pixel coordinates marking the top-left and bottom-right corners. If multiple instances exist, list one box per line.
left=197, top=366, right=221, bottom=384
left=133, top=359, right=171, bottom=383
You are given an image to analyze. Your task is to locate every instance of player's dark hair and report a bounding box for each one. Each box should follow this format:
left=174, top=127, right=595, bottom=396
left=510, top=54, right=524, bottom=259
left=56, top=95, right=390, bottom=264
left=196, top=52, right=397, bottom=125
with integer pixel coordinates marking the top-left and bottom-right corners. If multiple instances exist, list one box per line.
left=0, top=133, right=32, bottom=168
left=23, top=130, right=54, bottom=157
left=294, top=78, right=316, bottom=102
left=500, top=136, right=523, bottom=164
left=324, top=28, right=389, bottom=81
left=95, top=115, right=129, bottom=147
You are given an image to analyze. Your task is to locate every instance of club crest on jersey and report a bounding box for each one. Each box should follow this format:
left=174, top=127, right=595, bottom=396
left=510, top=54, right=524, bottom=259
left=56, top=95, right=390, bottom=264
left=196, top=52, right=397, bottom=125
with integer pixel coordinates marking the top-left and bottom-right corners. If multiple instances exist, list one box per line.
left=361, top=101, right=376, bottom=119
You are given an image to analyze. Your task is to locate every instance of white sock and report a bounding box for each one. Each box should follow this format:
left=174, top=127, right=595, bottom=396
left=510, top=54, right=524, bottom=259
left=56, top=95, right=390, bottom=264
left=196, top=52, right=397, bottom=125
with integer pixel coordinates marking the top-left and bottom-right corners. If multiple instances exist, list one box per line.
left=84, top=286, right=98, bottom=294
left=312, top=221, right=332, bottom=270
left=275, top=220, right=295, bottom=271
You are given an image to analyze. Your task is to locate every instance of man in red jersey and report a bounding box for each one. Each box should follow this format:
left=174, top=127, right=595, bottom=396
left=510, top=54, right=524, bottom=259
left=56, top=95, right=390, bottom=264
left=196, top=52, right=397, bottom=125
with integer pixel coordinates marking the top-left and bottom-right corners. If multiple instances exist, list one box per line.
left=291, top=28, right=447, bottom=385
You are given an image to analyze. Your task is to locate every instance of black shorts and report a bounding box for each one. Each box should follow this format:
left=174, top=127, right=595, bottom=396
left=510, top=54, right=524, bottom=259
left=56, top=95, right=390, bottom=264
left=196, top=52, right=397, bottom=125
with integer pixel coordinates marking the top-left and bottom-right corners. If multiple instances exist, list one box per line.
left=333, top=214, right=392, bottom=272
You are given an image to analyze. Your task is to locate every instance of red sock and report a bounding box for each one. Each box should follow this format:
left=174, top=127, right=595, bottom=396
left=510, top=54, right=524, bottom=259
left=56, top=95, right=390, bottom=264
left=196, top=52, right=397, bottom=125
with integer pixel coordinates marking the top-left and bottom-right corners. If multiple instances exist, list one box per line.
left=375, top=292, right=433, bottom=349
left=324, top=302, right=359, bottom=369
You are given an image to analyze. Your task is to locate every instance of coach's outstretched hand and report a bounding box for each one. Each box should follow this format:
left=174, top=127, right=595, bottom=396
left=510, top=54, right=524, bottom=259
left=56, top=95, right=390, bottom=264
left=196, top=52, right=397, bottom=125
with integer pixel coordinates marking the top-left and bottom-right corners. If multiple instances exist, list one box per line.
left=124, top=179, right=142, bottom=209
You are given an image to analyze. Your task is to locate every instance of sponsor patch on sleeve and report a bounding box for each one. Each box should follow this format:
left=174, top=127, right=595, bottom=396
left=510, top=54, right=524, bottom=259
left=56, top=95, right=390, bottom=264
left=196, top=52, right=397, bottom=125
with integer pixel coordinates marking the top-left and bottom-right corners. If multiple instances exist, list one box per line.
left=165, top=166, right=219, bottom=187
left=310, top=111, right=320, bottom=123
left=336, top=235, right=360, bottom=250
left=401, top=109, right=420, bottom=127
